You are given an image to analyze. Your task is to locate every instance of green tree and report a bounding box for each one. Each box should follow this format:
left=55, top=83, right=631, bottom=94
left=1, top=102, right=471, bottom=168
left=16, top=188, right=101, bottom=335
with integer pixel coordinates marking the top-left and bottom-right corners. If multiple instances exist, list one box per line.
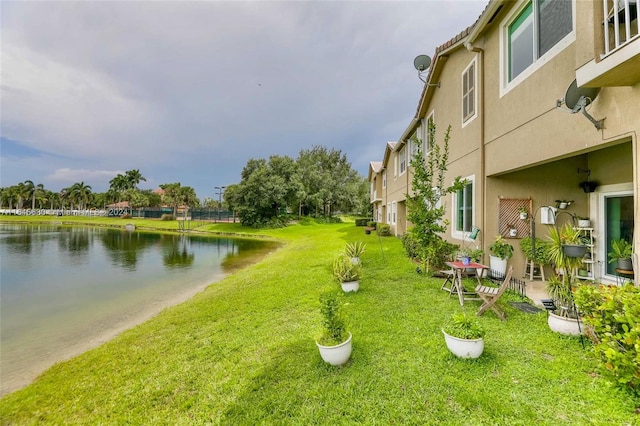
left=406, top=123, right=466, bottom=275
left=124, top=169, right=146, bottom=190
left=296, top=146, right=362, bottom=217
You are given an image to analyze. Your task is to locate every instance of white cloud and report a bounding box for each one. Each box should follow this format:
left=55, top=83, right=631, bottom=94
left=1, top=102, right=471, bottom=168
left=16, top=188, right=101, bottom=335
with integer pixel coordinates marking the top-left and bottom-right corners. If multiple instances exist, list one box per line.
left=1, top=0, right=489, bottom=197
left=47, top=168, right=125, bottom=185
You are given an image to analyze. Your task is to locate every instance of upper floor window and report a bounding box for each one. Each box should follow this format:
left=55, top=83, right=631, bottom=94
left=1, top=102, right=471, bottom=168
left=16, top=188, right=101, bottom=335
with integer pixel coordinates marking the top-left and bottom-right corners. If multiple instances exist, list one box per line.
left=462, top=59, right=477, bottom=125
left=382, top=170, right=387, bottom=188
left=394, top=154, right=398, bottom=178
left=503, top=0, right=574, bottom=92
left=399, top=146, right=407, bottom=175
left=425, top=112, right=435, bottom=153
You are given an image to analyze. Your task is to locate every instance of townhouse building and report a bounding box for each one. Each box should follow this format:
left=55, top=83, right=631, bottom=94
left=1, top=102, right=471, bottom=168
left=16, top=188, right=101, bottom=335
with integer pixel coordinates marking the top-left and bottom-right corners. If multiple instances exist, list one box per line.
left=370, top=0, right=639, bottom=284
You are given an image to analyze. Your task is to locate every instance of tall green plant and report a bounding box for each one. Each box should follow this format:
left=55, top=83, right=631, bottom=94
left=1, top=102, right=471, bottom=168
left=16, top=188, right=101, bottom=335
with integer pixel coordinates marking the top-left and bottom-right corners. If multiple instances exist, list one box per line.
left=318, top=291, right=348, bottom=346
left=406, top=123, right=466, bottom=275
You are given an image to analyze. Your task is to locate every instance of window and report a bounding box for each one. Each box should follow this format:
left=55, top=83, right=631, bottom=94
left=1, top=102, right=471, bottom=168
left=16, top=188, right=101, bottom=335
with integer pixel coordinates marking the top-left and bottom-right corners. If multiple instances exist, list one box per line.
left=425, top=113, right=435, bottom=153
left=504, top=0, right=573, bottom=87
left=382, top=170, right=386, bottom=188
left=452, top=176, right=474, bottom=239
left=392, top=201, right=397, bottom=225
left=603, top=193, right=634, bottom=276
left=399, top=146, right=407, bottom=175
left=387, top=203, right=391, bottom=223
left=394, top=155, right=398, bottom=178
left=462, top=59, right=476, bottom=124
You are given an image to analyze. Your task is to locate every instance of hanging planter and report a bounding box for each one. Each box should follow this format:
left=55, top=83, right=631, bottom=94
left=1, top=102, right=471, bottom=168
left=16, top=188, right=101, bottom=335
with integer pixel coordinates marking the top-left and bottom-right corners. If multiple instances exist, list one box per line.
left=562, top=244, right=587, bottom=258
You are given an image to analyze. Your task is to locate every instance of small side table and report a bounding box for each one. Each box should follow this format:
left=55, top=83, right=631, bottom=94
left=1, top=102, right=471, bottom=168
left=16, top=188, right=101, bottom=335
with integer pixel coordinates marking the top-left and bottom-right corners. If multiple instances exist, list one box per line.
left=614, top=268, right=634, bottom=285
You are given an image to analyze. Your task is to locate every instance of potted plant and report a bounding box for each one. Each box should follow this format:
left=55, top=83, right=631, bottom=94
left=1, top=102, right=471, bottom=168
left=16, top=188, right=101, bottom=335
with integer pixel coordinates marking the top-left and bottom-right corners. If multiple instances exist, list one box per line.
left=576, top=216, right=591, bottom=228
left=508, top=224, right=517, bottom=237
left=519, top=207, right=529, bottom=220
left=489, top=235, right=514, bottom=276
left=607, top=238, right=633, bottom=271
left=333, top=255, right=361, bottom=292
left=315, top=291, right=352, bottom=366
left=457, top=247, right=472, bottom=266
left=543, top=275, right=582, bottom=335
left=344, top=241, right=366, bottom=264
left=555, top=200, right=573, bottom=209
left=442, top=312, right=485, bottom=358
left=560, top=225, right=588, bottom=258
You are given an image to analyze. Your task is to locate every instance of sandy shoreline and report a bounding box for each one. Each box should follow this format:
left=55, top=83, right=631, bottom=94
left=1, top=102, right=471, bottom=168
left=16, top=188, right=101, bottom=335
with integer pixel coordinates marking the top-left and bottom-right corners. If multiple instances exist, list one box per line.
left=1, top=277, right=221, bottom=397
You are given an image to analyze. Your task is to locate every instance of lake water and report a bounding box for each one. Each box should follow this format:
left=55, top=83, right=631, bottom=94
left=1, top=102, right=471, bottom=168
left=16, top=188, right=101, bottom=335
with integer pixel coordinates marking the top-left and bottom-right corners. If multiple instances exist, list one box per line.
left=0, top=224, right=279, bottom=395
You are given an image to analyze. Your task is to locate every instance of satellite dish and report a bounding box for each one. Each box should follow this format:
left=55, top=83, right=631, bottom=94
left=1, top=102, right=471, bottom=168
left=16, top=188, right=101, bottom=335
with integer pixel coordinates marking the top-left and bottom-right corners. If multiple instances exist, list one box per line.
left=564, top=79, right=600, bottom=112
left=557, top=79, right=605, bottom=130
left=413, top=55, right=432, bottom=72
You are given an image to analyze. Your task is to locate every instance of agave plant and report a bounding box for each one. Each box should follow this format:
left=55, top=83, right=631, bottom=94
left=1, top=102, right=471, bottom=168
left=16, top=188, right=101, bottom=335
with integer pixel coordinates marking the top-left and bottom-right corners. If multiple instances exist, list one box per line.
left=344, top=241, right=366, bottom=259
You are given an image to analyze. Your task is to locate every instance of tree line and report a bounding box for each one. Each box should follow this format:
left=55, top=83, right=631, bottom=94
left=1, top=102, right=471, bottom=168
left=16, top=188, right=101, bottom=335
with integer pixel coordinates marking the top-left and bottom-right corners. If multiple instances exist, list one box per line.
left=0, top=169, right=200, bottom=216
left=1, top=146, right=370, bottom=225
left=225, top=146, right=370, bottom=227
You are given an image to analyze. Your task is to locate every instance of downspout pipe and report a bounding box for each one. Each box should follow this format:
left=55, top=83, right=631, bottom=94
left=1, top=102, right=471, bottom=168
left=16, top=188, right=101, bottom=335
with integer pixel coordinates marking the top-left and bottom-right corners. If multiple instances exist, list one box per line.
left=465, top=42, right=486, bottom=254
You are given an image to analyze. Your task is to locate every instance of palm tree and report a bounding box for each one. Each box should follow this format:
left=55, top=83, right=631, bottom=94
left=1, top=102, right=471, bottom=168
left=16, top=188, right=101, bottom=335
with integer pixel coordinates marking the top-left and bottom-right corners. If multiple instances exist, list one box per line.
left=23, top=180, right=36, bottom=209
left=109, top=174, right=129, bottom=202
left=125, top=169, right=146, bottom=190
left=69, top=182, right=93, bottom=210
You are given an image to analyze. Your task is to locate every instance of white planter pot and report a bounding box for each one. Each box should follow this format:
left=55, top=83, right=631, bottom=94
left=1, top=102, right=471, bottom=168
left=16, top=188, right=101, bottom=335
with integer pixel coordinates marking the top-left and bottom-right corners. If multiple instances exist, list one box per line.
left=316, top=333, right=352, bottom=366
left=577, top=219, right=590, bottom=228
left=520, top=212, right=528, bottom=220
left=341, top=280, right=359, bottom=293
left=442, top=330, right=484, bottom=359
left=509, top=228, right=517, bottom=237
left=547, top=312, right=583, bottom=336
left=489, top=255, right=508, bottom=277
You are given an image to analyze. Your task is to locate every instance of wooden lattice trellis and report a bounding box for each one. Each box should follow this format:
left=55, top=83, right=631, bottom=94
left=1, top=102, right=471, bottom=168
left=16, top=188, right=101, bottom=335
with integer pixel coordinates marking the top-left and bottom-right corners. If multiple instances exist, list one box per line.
left=498, top=198, right=532, bottom=239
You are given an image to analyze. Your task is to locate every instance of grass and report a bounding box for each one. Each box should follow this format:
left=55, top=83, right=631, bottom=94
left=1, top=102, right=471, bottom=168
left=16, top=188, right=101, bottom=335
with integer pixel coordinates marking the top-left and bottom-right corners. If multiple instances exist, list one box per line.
left=0, top=216, right=638, bottom=424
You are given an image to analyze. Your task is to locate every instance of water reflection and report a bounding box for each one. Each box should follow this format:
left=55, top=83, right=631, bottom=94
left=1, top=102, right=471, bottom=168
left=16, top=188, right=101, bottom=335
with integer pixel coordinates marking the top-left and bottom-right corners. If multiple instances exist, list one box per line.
left=162, top=235, right=195, bottom=268
left=0, top=224, right=280, bottom=395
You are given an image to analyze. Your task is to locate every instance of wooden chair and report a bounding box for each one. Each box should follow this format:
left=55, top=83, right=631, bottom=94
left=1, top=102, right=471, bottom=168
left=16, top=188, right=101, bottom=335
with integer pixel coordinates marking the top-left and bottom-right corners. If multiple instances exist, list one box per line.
left=475, top=266, right=513, bottom=321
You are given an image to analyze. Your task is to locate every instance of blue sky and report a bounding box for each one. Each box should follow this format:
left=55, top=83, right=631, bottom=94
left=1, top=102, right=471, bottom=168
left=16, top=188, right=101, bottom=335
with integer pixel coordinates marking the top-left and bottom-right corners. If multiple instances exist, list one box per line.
left=1, top=0, right=488, bottom=200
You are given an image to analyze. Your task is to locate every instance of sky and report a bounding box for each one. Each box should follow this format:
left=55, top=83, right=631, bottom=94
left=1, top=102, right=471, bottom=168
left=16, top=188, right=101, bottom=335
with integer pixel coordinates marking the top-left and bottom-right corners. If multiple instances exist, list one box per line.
left=1, top=0, right=489, bottom=201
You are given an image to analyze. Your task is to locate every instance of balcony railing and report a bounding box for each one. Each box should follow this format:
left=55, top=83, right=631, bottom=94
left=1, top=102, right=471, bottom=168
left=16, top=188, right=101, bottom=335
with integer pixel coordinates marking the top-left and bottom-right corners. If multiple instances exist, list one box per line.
left=603, top=0, right=639, bottom=57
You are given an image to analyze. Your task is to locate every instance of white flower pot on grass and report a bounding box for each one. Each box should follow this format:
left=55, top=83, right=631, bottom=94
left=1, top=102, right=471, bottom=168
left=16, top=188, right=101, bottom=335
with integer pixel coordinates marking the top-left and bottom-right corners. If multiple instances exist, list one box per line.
left=547, top=312, right=583, bottom=336
left=341, top=280, right=359, bottom=293
left=442, top=330, right=484, bottom=359
left=316, top=333, right=352, bottom=366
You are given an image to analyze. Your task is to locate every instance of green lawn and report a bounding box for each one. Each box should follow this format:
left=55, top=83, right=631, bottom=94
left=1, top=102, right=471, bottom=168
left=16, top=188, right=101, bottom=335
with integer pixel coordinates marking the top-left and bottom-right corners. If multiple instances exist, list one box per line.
left=0, top=217, right=638, bottom=424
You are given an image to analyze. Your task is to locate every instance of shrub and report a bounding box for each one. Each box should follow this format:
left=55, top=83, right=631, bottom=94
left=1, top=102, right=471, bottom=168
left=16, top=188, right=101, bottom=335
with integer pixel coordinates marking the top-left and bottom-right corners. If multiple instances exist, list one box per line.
left=574, top=283, right=640, bottom=396
left=317, top=291, right=348, bottom=346
left=443, top=313, right=485, bottom=339
left=160, top=214, right=175, bottom=221
left=332, top=255, right=361, bottom=283
left=355, top=218, right=370, bottom=227
left=401, top=233, right=420, bottom=259
left=367, top=221, right=377, bottom=229
left=377, top=223, right=391, bottom=236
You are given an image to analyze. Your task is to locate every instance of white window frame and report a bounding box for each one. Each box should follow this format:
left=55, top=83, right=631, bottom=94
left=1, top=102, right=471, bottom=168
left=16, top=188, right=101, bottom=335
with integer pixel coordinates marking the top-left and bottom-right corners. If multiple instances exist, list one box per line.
left=451, top=175, right=475, bottom=240
left=393, top=154, right=398, bottom=179
left=392, top=201, right=397, bottom=225
left=399, top=146, right=407, bottom=176
left=462, top=57, right=477, bottom=126
left=425, top=111, right=435, bottom=155
left=596, top=183, right=634, bottom=284
left=499, top=0, right=575, bottom=97
left=382, top=170, right=386, bottom=188
left=387, top=202, right=391, bottom=223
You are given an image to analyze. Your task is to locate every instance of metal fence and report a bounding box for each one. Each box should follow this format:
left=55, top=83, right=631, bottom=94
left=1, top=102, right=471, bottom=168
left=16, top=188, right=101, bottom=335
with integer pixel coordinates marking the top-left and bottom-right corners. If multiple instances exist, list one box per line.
left=487, top=269, right=527, bottom=298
